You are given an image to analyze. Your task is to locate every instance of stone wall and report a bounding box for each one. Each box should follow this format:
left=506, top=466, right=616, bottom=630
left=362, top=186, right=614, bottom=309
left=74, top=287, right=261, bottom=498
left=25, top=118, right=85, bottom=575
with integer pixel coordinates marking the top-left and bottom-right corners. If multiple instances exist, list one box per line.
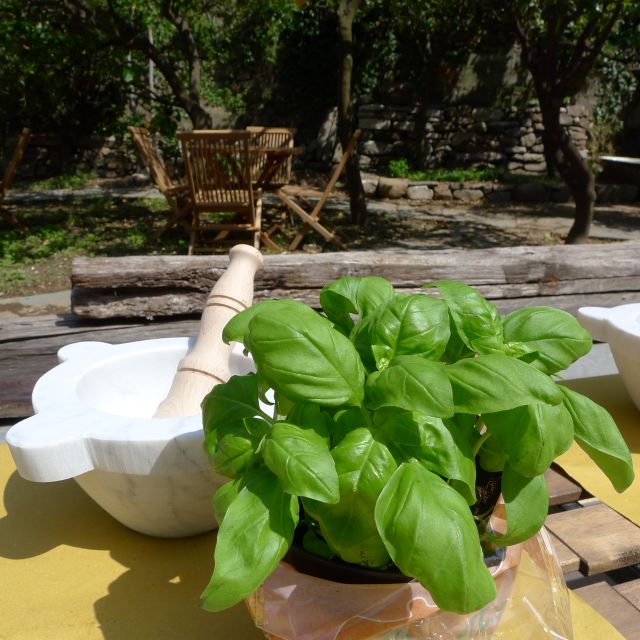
left=1, top=134, right=183, bottom=181
left=357, top=103, right=592, bottom=174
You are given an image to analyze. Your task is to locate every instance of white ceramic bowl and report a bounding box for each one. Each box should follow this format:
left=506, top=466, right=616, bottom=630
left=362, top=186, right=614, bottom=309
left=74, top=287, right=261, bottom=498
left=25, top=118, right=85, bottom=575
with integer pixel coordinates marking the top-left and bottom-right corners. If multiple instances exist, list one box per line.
left=7, top=337, right=254, bottom=537
left=578, top=303, right=640, bottom=411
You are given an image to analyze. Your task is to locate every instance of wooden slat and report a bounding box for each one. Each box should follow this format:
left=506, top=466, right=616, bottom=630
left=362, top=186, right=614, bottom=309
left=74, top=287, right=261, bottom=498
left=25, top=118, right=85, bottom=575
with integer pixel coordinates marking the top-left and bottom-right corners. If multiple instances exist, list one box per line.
left=71, top=242, right=640, bottom=319
left=545, top=466, right=583, bottom=506
left=616, top=579, right=640, bottom=609
left=0, top=316, right=201, bottom=419
left=574, top=581, right=640, bottom=640
left=547, top=530, right=580, bottom=574
left=546, top=503, right=640, bottom=575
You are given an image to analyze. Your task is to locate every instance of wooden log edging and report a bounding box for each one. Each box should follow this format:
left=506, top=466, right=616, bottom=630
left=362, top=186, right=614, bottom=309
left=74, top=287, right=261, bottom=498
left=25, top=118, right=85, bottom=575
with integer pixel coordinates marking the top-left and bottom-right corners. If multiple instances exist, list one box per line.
left=71, top=242, right=640, bottom=320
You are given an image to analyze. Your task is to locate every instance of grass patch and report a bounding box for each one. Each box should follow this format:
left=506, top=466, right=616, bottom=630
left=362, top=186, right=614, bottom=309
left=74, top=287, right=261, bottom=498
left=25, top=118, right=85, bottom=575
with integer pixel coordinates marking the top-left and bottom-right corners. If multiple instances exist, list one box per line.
left=387, top=159, right=503, bottom=182
left=0, top=197, right=189, bottom=296
left=410, top=167, right=505, bottom=182
left=387, top=160, right=562, bottom=185
left=22, top=171, right=97, bottom=191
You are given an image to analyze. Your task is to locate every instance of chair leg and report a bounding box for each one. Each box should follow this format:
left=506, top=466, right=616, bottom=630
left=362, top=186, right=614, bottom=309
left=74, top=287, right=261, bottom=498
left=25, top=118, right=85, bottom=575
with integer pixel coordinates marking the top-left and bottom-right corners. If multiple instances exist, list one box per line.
left=260, top=210, right=287, bottom=251
left=277, top=191, right=344, bottom=250
left=289, top=225, right=308, bottom=251
left=151, top=197, right=191, bottom=241
left=188, top=213, right=200, bottom=255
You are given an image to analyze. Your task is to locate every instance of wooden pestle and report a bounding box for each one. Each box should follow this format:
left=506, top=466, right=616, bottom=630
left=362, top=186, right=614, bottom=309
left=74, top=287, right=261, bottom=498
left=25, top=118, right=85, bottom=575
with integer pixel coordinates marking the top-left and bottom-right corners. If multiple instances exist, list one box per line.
left=153, top=244, right=263, bottom=418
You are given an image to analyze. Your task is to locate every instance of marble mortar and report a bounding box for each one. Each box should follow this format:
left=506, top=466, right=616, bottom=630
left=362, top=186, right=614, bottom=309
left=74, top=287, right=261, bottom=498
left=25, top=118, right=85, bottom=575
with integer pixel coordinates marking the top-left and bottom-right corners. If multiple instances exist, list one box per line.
left=7, top=337, right=254, bottom=537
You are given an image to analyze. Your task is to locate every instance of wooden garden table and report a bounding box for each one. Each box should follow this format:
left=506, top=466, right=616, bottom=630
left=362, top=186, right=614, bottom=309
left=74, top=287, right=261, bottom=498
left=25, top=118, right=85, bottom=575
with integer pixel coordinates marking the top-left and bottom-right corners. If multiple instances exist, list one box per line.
left=0, top=312, right=638, bottom=638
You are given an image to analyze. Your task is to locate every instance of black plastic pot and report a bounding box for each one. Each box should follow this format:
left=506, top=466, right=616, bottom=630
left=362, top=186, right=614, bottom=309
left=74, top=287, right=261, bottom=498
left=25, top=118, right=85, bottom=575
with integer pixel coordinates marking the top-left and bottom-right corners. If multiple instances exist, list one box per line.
left=285, top=466, right=504, bottom=586
left=284, top=542, right=411, bottom=585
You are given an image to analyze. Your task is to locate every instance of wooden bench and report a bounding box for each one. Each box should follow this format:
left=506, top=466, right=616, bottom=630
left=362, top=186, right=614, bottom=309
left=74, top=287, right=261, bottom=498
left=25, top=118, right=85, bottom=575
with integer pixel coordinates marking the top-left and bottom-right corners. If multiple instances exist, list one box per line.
left=70, top=241, right=640, bottom=319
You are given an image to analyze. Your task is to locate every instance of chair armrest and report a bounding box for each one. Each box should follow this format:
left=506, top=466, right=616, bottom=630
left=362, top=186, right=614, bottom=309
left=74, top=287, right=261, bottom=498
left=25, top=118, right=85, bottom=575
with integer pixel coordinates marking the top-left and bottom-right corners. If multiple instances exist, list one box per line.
left=165, top=182, right=190, bottom=196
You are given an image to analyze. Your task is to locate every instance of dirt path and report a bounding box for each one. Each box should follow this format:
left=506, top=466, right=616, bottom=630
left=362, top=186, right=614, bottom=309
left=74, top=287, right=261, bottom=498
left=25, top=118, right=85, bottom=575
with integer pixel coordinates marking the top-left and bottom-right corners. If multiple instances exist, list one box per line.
left=329, top=199, right=640, bottom=252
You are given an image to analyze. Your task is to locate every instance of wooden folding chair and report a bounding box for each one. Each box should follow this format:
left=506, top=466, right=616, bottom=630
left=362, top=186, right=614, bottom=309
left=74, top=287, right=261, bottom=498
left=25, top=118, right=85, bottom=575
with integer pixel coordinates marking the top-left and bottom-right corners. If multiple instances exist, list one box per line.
left=277, top=129, right=361, bottom=251
left=0, top=127, right=31, bottom=230
left=128, top=126, right=192, bottom=239
left=246, top=126, right=296, bottom=190
left=177, top=130, right=263, bottom=254
left=245, top=126, right=299, bottom=250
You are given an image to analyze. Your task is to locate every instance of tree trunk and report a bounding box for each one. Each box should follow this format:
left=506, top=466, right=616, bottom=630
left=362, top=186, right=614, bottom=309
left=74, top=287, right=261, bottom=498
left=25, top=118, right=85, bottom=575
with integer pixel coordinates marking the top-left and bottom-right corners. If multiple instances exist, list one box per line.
left=336, top=0, right=367, bottom=226
left=538, top=97, right=596, bottom=244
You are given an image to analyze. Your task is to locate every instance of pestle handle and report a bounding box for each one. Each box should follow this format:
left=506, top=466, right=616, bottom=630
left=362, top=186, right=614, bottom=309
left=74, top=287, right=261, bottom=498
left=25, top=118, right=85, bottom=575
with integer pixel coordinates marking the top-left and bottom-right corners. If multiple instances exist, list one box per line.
left=153, top=245, right=263, bottom=418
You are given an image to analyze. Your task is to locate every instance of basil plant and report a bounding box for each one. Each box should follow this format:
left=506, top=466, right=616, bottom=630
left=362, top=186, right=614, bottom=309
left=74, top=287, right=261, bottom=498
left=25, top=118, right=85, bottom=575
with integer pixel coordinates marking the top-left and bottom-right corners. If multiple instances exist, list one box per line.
left=200, top=277, right=634, bottom=614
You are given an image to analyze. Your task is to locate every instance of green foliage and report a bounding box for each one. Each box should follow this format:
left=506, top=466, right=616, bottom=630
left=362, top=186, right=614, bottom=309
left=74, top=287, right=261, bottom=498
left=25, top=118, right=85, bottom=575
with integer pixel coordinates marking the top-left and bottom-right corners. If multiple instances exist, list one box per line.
left=0, top=0, right=131, bottom=137
left=26, top=172, right=96, bottom=191
left=386, top=164, right=507, bottom=182
left=202, top=277, right=633, bottom=614
left=388, top=158, right=410, bottom=178
left=0, top=198, right=187, bottom=295
left=415, top=167, right=505, bottom=182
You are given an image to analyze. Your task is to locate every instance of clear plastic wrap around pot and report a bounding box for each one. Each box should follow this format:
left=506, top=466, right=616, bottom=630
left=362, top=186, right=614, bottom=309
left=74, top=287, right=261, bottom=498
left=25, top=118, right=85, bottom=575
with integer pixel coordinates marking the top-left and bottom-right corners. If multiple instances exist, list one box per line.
left=245, top=527, right=572, bottom=640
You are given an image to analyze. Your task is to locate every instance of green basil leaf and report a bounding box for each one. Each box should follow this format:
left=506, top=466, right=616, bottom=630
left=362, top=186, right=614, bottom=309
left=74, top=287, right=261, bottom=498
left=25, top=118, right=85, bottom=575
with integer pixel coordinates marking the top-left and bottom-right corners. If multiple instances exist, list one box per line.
left=478, top=434, right=507, bottom=473
left=222, top=299, right=302, bottom=344
left=365, top=355, right=454, bottom=417
left=332, top=406, right=371, bottom=446
left=368, top=294, right=450, bottom=369
left=274, top=391, right=296, bottom=421
left=429, top=281, right=504, bottom=355
left=560, top=386, right=634, bottom=492
left=286, top=402, right=333, bottom=443
left=212, top=479, right=242, bottom=524
left=447, top=354, right=563, bottom=414
left=303, top=427, right=396, bottom=568
left=202, top=373, right=268, bottom=446
left=442, top=314, right=475, bottom=363
left=373, top=408, right=476, bottom=504
left=246, top=300, right=366, bottom=406
left=201, top=468, right=298, bottom=612
left=349, top=312, right=378, bottom=373
left=202, top=375, right=270, bottom=479
left=302, top=529, right=335, bottom=559
left=211, top=420, right=264, bottom=478
left=483, top=402, right=574, bottom=477
left=375, top=460, right=496, bottom=613
left=262, top=421, right=339, bottom=503
left=485, top=465, right=548, bottom=546
left=502, top=307, right=592, bottom=374
left=320, top=275, right=395, bottom=333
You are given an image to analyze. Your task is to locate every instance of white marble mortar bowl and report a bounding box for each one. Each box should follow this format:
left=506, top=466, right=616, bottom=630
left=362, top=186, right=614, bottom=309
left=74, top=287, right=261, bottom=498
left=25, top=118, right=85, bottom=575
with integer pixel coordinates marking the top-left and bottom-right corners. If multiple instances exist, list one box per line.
left=6, top=337, right=255, bottom=538
left=578, top=303, right=640, bottom=411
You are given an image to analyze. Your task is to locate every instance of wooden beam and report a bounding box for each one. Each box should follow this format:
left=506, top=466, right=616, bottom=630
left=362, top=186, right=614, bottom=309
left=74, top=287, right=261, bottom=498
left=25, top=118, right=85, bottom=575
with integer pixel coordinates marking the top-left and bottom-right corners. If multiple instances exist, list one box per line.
left=71, top=242, right=640, bottom=319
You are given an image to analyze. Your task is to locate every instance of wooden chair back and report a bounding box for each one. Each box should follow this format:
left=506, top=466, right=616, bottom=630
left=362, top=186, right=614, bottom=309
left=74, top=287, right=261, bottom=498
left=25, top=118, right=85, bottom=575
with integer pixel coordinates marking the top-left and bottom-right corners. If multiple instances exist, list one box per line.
left=246, top=126, right=296, bottom=189
left=177, top=130, right=262, bottom=252
left=1, top=128, right=31, bottom=198
left=178, top=130, right=256, bottom=215
left=128, top=126, right=193, bottom=239
left=128, top=126, right=174, bottom=194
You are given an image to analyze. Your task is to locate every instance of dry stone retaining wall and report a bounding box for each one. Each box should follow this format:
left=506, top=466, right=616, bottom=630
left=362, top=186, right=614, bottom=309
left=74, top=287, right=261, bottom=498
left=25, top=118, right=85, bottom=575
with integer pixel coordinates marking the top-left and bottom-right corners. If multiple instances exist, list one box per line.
left=357, top=103, right=591, bottom=175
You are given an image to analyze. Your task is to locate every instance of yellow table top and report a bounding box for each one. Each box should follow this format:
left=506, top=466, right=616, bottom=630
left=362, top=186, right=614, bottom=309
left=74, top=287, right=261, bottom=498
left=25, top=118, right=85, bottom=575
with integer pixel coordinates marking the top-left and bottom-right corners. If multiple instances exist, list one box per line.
left=0, top=445, right=263, bottom=640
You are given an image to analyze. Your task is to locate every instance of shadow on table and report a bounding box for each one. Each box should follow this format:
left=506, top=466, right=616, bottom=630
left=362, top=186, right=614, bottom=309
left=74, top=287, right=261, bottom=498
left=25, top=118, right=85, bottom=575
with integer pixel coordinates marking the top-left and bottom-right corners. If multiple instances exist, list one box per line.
left=0, top=471, right=263, bottom=639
